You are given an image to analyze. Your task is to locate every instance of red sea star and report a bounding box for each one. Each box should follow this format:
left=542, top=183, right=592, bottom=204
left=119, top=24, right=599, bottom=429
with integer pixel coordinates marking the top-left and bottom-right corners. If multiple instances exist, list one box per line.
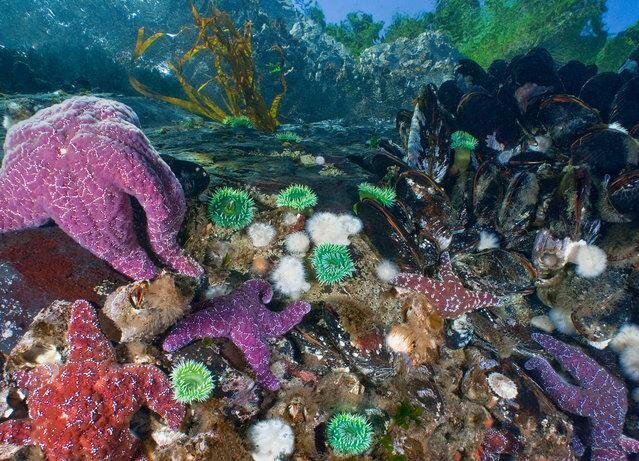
left=393, top=251, right=499, bottom=318
left=0, top=96, right=203, bottom=280
left=163, top=279, right=311, bottom=391
left=0, top=300, right=184, bottom=460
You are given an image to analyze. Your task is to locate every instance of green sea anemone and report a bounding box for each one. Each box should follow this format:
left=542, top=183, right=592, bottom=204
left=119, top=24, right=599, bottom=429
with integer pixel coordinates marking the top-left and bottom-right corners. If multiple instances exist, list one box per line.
left=311, top=243, right=355, bottom=284
left=276, top=184, right=318, bottom=210
left=208, top=187, right=255, bottom=229
left=276, top=131, right=302, bottom=143
left=357, top=182, right=396, bottom=207
left=451, top=131, right=478, bottom=151
left=222, top=115, right=254, bottom=129
left=171, top=360, right=215, bottom=404
left=327, top=412, right=373, bottom=455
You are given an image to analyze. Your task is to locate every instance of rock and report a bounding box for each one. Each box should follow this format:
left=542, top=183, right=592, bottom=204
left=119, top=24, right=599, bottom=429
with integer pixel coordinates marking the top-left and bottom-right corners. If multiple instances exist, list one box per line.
left=101, top=274, right=194, bottom=343
left=0, top=227, right=127, bottom=354
left=356, top=31, right=461, bottom=115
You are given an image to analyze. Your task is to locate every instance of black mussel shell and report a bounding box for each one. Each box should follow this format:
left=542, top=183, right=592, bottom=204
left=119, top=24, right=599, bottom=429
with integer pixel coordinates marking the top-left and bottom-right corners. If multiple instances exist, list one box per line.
left=608, top=169, right=639, bottom=215
left=396, top=170, right=465, bottom=245
left=579, top=72, right=623, bottom=121
left=457, top=92, right=508, bottom=142
left=488, top=59, right=509, bottom=85
left=356, top=198, right=424, bottom=272
left=472, top=161, right=505, bottom=227
left=396, top=109, right=413, bottom=147
left=570, top=125, right=639, bottom=176
left=437, top=80, right=464, bottom=117
left=631, top=124, right=639, bottom=138
left=537, top=94, right=601, bottom=148
left=350, top=146, right=410, bottom=179
left=406, top=84, right=453, bottom=181
left=557, top=60, right=597, bottom=96
left=609, top=78, right=639, bottom=130
left=451, top=249, right=536, bottom=295
left=545, top=165, right=594, bottom=240
left=160, top=154, right=210, bottom=198
left=508, top=48, right=561, bottom=89
left=497, top=171, right=540, bottom=238
left=455, top=58, right=489, bottom=88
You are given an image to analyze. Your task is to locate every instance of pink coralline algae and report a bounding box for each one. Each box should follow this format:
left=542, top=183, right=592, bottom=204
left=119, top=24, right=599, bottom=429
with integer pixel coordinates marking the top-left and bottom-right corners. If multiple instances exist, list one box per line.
left=525, top=332, right=639, bottom=460
left=0, top=96, right=203, bottom=280
left=479, top=428, right=521, bottom=461
left=393, top=251, right=499, bottom=318
left=0, top=300, right=184, bottom=461
left=163, top=279, right=311, bottom=391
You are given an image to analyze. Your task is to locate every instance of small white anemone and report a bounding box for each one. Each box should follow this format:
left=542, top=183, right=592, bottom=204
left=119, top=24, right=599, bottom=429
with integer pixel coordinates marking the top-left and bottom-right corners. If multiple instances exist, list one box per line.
left=271, top=256, right=310, bottom=299
left=249, top=418, right=295, bottom=461
left=477, top=230, right=500, bottom=251
left=548, top=307, right=576, bottom=335
left=567, top=242, right=607, bottom=278
left=306, top=212, right=361, bottom=245
left=284, top=232, right=310, bottom=255
left=375, top=260, right=400, bottom=283
left=611, top=324, right=639, bottom=353
left=248, top=223, right=276, bottom=248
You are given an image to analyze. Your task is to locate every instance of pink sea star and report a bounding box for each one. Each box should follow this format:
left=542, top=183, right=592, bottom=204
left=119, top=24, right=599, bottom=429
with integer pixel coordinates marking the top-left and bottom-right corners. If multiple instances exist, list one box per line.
left=525, top=332, right=639, bottom=460
left=163, top=279, right=311, bottom=391
left=0, top=300, right=184, bottom=460
left=0, top=96, right=203, bottom=280
left=393, top=251, right=499, bottom=318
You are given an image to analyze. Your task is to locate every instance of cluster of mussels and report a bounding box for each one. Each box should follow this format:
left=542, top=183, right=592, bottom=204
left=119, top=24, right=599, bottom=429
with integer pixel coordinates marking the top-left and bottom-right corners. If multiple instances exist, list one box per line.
left=355, top=46, right=639, bottom=459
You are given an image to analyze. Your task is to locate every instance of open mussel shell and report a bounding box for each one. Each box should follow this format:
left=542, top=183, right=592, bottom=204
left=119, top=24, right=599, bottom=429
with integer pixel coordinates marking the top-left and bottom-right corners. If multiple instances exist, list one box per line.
left=160, top=154, right=210, bottom=198
left=608, top=169, right=639, bottom=215
left=557, top=60, right=597, bottom=96
left=455, top=58, right=489, bottom=89
left=356, top=198, right=424, bottom=272
left=579, top=72, right=623, bottom=121
left=570, top=125, right=639, bottom=176
left=451, top=249, right=536, bottom=295
left=537, top=94, right=601, bottom=148
left=508, top=47, right=561, bottom=89
left=609, top=77, right=639, bottom=130
left=396, top=170, right=465, bottom=244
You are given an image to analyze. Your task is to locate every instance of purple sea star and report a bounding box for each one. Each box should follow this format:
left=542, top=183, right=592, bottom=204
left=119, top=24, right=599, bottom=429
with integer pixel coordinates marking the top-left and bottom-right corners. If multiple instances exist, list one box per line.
left=525, top=332, right=639, bottom=460
left=393, top=251, right=499, bottom=318
left=163, top=279, right=311, bottom=391
left=0, top=96, right=203, bottom=280
left=0, top=300, right=184, bottom=460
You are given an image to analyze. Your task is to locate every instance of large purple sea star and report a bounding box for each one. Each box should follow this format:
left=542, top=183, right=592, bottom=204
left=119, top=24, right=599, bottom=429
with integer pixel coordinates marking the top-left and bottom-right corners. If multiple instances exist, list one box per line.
left=0, top=96, right=203, bottom=280
left=163, top=279, right=311, bottom=391
left=393, top=251, right=499, bottom=318
left=525, top=332, right=639, bottom=460
left=0, top=300, right=184, bottom=460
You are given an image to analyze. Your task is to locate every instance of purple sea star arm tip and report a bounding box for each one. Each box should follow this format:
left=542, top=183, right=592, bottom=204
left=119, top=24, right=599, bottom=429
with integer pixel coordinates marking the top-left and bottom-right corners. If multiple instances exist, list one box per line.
left=0, top=96, right=203, bottom=280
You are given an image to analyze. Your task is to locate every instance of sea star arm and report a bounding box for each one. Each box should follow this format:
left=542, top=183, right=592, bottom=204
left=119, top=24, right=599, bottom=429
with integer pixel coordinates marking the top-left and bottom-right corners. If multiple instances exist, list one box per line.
left=263, top=301, right=311, bottom=337
left=100, top=123, right=203, bottom=278
left=393, top=273, right=434, bottom=296
left=436, top=251, right=458, bottom=283
left=124, top=365, right=185, bottom=429
left=230, top=329, right=279, bottom=391
left=620, top=434, right=639, bottom=453
left=524, top=355, right=592, bottom=417
left=0, top=419, right=32, bottom=446
left=241, top=279, right=274, bottom=304
left=531, top=333, right=613, bottom=390
left=67, top=300, right=115, bottom=363
left=163, top=307, right=229, bottom=352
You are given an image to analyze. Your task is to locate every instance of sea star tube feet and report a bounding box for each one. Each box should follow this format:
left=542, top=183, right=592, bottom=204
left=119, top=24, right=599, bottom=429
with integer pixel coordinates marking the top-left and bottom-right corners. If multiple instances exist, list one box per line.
left=163, top=279, right=311, bottom=391
left=0, top=96, right=203, bottom=280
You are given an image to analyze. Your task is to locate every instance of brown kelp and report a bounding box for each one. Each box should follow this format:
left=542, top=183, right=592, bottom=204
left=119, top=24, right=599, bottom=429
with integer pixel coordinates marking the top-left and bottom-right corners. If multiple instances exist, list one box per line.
left=129, top=3, right=286, bottom=132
